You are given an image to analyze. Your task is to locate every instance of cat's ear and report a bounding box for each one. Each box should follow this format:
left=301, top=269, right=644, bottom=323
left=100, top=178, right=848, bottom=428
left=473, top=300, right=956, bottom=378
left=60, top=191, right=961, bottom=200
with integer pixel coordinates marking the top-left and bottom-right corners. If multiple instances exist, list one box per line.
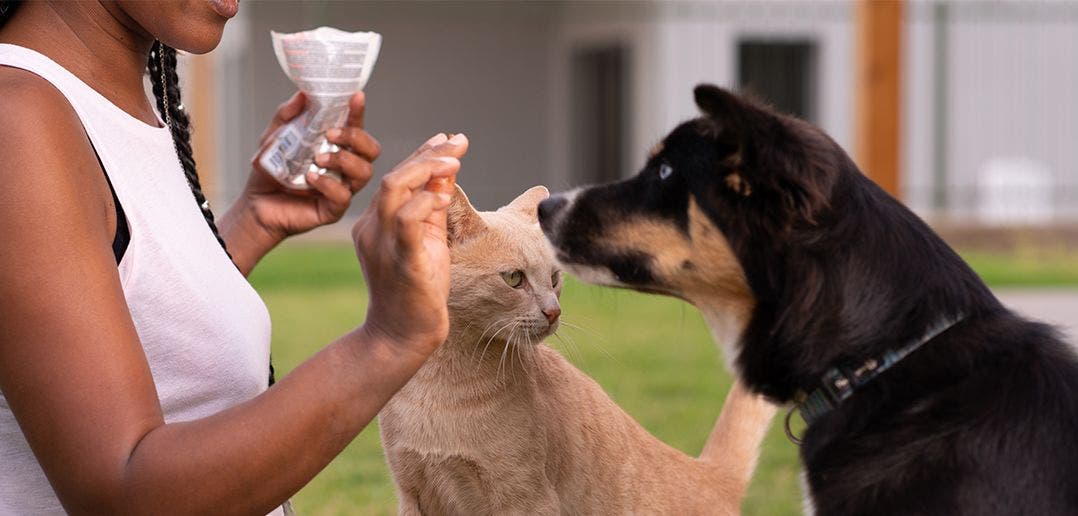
left=448, top=184, right=486, bottom=245
left=500, top=185, right=549, bottom=221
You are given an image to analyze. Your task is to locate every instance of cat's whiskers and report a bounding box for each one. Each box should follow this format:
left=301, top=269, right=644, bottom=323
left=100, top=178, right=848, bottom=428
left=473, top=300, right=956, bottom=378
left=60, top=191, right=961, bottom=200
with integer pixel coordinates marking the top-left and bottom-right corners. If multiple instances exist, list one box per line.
left=510, top=321, right=531, bottom=381
left=521, top=330, right=540, bottom=379
left=497, top=319, right=520, bottom=382
left=507, top=325, right=519, bottom=383
left=476, top=318, right=517, bottom=373
left=516, top=319, right=534, bottom=378
left=471, top=317, right=512, bottom=363
left=558, top=318, right=601, bottom=338
left=551, top=331, right=581, bottom=364
left=506, top=319, right=534, bottom=383
left=560, top=318, right=621, bottom=365
left=497, top=323, right=516, bottom=383
left=551, top=326, right=582, bottom=357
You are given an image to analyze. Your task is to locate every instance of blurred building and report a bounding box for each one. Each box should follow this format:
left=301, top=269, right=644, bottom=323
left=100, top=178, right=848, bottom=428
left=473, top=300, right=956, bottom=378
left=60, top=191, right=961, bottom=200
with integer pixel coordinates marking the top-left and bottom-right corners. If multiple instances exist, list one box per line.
left=187, top=0, right=1078, bottom=228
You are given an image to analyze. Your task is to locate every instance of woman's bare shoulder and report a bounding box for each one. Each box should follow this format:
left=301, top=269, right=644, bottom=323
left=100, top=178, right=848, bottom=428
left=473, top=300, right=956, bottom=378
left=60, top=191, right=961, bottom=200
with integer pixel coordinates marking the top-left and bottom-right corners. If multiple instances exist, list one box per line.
left=0, top=65, right=113, bottom=240
left=0, top=65, right=87, bottom=138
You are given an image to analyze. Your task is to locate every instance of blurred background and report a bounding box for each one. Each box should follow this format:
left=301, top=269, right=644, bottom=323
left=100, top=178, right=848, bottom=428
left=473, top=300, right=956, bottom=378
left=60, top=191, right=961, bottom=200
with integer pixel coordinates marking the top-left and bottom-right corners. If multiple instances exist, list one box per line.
left=176, top=1, right=1077, bottom=514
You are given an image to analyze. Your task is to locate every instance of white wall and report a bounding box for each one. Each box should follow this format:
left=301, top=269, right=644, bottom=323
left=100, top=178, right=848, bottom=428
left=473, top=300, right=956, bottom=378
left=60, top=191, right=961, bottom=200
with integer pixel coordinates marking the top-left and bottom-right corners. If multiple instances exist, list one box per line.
left=214, top=1, right=561, bottom=213
left=946, top=2, right=1078, bottom=222
left=650, top=2, right=854, bottom=152
left=206, top=1, right=1078, bottom=226
left=546, top=1, right=664, bottom=189
left=546, top=1, right=855, bottom=188
left=906, top=0, right=1078, bottom=222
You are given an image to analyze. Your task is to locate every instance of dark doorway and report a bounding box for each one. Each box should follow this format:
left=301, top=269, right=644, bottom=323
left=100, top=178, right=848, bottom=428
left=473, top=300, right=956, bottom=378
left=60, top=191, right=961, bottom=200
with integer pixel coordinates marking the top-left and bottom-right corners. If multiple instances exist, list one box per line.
left=738, top=40, right=818, bottom=121
left=571, top=45, right=628, bottom=184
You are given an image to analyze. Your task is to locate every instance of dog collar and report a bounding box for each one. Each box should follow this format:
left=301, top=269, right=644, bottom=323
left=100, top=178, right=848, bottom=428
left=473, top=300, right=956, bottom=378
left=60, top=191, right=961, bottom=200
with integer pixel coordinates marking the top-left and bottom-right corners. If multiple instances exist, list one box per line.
left=784, top=314, right=965, bottom=444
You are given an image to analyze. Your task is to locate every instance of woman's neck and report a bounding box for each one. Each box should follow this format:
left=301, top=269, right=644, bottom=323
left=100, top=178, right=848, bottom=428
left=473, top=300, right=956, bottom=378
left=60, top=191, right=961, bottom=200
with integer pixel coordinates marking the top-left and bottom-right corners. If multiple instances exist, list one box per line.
left=0, top=0, right=158, bottom=125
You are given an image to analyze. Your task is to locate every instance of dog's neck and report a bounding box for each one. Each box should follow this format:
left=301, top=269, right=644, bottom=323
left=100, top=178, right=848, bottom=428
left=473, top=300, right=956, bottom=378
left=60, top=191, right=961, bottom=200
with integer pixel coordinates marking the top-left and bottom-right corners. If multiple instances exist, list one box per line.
left=727, top=177, right=1007, bottom=404
left=697, top=302, right=752, bottom=374
left=792, top=313, right=966, bottom=430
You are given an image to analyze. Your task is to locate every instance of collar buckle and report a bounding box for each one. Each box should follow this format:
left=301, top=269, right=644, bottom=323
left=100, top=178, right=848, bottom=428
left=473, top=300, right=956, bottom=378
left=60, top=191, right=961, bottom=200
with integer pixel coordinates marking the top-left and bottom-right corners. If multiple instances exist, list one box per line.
left=821, top=367, right=854, bottom=404
left=784, top=314, right=966, bottom=445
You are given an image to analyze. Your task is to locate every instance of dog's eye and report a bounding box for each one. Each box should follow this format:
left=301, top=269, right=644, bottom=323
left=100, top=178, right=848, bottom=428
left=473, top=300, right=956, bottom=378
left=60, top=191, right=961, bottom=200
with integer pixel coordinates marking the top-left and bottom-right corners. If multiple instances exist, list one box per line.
left=551, top=271, right=561, bottom=287
left=501, top=270, right=525, bottom=288
left=659, top=163, right=674, bottom=180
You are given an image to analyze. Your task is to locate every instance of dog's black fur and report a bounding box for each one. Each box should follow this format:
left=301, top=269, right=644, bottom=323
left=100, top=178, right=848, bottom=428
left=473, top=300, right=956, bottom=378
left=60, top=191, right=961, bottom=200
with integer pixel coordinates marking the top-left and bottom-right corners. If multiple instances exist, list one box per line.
left=539, top=85, right=1078, bottom=515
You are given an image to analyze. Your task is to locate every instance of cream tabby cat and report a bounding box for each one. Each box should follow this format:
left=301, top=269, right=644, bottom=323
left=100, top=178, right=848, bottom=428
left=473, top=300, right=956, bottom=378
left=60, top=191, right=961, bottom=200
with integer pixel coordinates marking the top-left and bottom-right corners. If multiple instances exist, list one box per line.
left=378, top=185, right=775, bottom=515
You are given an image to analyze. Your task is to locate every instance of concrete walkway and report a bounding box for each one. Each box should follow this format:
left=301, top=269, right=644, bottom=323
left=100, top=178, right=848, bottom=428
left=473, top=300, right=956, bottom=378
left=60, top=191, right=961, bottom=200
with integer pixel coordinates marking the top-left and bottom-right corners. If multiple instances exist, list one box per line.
left=995, top=289, right=1077, bottom=343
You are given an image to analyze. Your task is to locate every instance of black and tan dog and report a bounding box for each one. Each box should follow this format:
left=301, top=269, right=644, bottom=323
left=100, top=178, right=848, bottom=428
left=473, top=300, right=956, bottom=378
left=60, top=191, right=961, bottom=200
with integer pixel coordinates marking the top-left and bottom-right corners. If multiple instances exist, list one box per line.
left=538, top=85, right=1078, bottom=515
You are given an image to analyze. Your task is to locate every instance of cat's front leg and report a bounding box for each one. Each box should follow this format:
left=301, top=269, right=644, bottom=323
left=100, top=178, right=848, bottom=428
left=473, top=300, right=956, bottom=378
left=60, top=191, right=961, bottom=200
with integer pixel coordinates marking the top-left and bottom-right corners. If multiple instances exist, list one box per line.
left=396, top=491, right=422, bottom=516
left=490, top=485, right=559, bottom=516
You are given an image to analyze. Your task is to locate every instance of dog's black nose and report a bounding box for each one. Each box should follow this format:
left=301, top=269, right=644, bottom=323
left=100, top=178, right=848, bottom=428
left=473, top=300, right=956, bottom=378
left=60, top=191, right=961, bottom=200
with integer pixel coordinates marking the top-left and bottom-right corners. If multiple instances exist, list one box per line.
left=538, top=196, right=568, bottom=224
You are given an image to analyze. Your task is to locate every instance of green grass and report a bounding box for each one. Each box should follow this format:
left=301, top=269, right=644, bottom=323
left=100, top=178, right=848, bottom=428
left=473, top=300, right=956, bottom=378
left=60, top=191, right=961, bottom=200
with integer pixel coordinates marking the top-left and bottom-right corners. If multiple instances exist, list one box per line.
left=961, top=248, right=1078, bottom=287
left=248, top=243, right=1078, bottom=515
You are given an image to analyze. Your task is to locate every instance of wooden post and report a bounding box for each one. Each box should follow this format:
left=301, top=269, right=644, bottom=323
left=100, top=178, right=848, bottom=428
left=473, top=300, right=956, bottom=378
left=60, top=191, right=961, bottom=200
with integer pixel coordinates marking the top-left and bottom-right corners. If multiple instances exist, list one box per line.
left=855, top=0, right=904, bottom=199
left=187, top=53, right=220, bottom=204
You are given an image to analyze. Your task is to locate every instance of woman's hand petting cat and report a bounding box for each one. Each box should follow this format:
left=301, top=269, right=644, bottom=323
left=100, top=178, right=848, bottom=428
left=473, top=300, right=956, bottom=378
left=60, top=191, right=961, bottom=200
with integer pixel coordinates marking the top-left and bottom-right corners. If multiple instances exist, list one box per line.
left=353, top=133, right=469, bottom=363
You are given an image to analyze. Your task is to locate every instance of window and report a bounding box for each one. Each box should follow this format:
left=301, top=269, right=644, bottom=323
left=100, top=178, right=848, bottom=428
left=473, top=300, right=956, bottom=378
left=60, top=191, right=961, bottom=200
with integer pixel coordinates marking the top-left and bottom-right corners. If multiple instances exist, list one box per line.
left=571, top=45, right=628, bottom=184
left=738, top=40, right=818, bottom=121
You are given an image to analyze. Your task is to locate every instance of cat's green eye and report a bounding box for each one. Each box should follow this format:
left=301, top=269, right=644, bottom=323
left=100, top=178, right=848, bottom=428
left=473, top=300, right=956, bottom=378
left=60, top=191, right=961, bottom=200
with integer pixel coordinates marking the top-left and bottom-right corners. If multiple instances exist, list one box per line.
left=501, top=270, right=525, bottom=288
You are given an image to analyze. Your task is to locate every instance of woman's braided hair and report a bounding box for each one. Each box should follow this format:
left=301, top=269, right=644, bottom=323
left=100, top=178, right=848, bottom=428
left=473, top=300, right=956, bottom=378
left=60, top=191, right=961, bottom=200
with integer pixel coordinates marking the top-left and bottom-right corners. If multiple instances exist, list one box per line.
left=1, top=0, right=275, bottom=386
left=146, top=42, right=232, bottom=257
left=148, top=42, right=275, bottom=386
left=0, top=0, right=19, bottom=26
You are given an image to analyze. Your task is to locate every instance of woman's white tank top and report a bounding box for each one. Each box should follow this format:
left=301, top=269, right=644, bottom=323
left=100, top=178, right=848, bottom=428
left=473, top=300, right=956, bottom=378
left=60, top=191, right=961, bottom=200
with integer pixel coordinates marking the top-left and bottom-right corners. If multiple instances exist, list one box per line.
left=0, top=44, right=274, bottom=514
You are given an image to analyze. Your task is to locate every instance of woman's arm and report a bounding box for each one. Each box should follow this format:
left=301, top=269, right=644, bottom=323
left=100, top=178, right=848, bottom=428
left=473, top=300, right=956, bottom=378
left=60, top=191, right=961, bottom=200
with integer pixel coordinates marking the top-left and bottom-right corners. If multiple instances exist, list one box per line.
left=219, top=92, right=381, bottom=276
left=0, top=73, right=465, bottom=514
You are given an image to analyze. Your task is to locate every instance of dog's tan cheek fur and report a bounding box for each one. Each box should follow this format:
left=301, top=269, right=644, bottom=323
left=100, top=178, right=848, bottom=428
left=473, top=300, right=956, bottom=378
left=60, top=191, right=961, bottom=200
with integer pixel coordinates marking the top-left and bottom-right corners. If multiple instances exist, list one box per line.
left=605, top=199, right=753, bottom=303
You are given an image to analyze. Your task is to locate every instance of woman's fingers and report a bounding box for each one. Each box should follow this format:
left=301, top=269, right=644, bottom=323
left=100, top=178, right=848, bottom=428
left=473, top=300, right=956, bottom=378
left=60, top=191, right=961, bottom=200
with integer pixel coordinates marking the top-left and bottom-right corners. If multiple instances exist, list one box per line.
left=393, top=190, right=453, bottom=253
left=400, top=133, right=467, bottom=172
left=376, top=156, right=460, bottom=223
left=305, top=170, right=353, bottom=209
left=398, top=133, right=448, bottom=165
left=259, top=92, right=307, bottom=145
left=437, top=133, right=470, bottom=160
left=375, top=133, right=468, bottom=223
left=355, top=131, right=468, bottom=256
left=314, top=151, right=374, bottom=193
left=325, top=127, right=381, bottom=161
left=345, top=91, right=367, bottom=129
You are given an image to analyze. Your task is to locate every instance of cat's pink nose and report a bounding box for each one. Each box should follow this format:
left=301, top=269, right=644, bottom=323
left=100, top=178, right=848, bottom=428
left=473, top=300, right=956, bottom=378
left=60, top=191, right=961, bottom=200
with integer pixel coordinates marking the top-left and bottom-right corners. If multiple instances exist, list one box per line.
left=542, top=306, right=561, bottom=325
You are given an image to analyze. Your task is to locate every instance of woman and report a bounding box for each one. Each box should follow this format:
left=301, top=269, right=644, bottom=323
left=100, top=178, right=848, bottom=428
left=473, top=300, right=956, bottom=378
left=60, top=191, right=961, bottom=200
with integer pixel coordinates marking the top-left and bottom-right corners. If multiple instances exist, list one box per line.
left=0, top=1, right=466, bottom=513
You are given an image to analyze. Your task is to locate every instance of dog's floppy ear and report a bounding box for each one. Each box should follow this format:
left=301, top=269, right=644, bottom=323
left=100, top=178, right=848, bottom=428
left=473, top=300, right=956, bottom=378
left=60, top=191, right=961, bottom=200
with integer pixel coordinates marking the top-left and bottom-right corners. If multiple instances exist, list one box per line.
left=694, top=84, right=751, bottom=122
left=694, top=84, right=833, bottom=225
left=499, top=185, right=550, bottom=221
left=448, top=184, right=486, bottom=245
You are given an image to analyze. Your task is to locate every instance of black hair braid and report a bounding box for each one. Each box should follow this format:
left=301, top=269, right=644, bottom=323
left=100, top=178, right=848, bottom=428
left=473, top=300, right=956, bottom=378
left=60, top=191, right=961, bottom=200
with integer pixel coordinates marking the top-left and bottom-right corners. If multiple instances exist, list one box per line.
left=0, top=0, right=22, bottom=27
left=147, top=42, right=232, bottom=258
left=147, top=42, right=277, bottom=387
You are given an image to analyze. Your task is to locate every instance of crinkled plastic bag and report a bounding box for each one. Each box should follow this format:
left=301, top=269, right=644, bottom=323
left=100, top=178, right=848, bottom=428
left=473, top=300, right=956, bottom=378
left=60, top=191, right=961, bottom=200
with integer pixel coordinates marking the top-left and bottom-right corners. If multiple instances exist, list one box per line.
left=258, top=27, right=382, bottom=189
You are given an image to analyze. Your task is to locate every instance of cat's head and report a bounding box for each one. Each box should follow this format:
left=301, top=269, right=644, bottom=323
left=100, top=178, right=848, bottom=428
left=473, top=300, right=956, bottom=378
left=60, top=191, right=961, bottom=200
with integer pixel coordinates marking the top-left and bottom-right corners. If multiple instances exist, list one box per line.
left=446, top=185, right=562, bottom=348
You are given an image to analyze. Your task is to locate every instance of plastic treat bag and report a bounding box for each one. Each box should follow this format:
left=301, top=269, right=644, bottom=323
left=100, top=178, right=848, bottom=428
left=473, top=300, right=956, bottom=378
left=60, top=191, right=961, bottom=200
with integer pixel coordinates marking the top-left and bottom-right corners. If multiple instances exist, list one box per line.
left=259, top=27, right=382, bottom=189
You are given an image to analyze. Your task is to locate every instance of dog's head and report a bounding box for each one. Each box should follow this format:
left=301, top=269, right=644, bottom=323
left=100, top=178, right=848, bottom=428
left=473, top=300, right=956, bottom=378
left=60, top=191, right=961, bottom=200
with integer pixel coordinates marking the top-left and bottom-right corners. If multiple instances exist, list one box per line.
left=539, top=85, right=852, bottom=377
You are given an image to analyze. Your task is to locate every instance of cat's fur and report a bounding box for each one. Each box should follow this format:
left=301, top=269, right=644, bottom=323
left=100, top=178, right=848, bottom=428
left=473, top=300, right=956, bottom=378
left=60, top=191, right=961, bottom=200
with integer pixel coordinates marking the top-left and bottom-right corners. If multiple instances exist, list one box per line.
left=378, top=185, right=776, bottom=515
